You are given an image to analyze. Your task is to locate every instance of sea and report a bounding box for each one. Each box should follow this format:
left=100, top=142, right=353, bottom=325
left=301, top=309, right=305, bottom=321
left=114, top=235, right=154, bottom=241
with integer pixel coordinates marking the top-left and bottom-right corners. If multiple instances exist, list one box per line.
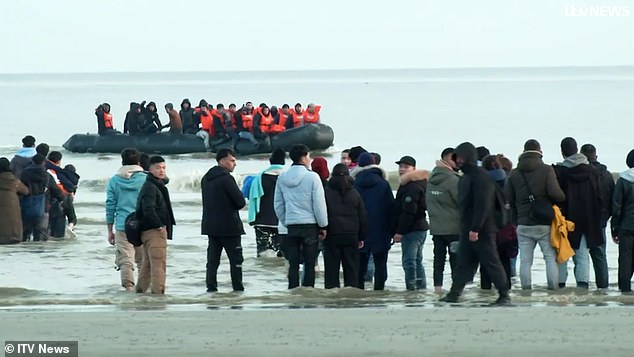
left=1, top=67, right=634, bottom=311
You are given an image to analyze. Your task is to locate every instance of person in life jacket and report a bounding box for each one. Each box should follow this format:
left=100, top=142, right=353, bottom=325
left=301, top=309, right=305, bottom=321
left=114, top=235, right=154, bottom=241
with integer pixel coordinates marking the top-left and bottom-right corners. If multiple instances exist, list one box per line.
left=278, top=104, right=293, bottom=130
left=234, top=105, right=260, bottom=148
left=212, top=103, right=239, bottom=147
left=253, top=105, right=275, bottom=139
left=45, top=151, right=79, bottom=238
left=268, top=106, right=287, bottom=135
left=304, top=103, right=321, bottom=124
left=290, top=103, right=305, bottom=128
left=194, top=100, right=215, bottom=137
left=95, top=103, right=119, bottom=136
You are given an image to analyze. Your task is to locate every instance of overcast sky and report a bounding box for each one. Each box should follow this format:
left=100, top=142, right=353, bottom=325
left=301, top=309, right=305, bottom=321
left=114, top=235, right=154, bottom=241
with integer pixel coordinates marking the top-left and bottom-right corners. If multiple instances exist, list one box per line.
left=1, top=0, right=632, bottom=73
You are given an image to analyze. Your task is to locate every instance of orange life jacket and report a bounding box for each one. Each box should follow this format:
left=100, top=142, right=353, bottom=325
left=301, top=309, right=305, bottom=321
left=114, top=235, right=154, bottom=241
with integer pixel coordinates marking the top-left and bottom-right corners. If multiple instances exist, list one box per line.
left=196, top=107, right=215, bottom=136
left=304, top=105, right=321, bottom=124
left=259, top=112, right=275, bottom=134
left=291, top=110, right=304, bottom=127
left=215, top=112, right=236, bottom=130
left=47, top=169, right=69, bottom=195
left=241, top=113, right=254, bottom=131
left=103, top=112, right=114, bottom=129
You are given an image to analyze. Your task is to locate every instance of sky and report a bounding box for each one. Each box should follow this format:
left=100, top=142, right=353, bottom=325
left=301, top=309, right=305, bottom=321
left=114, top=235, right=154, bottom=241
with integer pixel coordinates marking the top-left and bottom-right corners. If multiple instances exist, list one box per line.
left=0, top=0, right=633, bottom=73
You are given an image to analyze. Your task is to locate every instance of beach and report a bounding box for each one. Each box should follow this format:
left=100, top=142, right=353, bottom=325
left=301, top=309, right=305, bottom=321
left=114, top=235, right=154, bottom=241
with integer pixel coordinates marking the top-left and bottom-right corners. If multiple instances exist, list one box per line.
left=2, top=306, right=633, bottom=356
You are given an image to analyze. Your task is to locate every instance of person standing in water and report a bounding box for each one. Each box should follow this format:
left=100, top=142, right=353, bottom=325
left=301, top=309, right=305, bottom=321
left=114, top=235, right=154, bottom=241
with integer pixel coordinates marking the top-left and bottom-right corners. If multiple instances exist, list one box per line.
left=201, top=149, right=246, bottom=292
left=106, top=148, right=147, bottom=291
left=135, top=156, right=176, bottom=295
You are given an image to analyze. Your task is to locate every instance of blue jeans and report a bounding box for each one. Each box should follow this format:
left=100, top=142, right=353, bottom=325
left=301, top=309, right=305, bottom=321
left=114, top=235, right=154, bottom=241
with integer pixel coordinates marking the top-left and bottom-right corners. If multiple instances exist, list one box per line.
left=401, top=231, right=427, bottom=290
left=517, top=225, right=558, bottom=290
left=558, top=234, right=590, bottom=286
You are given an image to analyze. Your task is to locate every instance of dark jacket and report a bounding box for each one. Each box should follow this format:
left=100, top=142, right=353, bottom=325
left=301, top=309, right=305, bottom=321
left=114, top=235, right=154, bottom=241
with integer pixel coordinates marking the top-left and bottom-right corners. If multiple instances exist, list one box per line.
left=612, top=169, right=634, bottom=235
left=325, top=177, right=368, bottom=246
left=553, top=154, right=603, bottom=248
left=136, top=173, right=176, bottom=239
left=142, top=102, right=163, bottom=132
left=394, top=170, right=429, bottom=235
left=201, top=166, right=246, bottom=236
left=0, top=172, right=29, bottom=244
left=20, top=163, right=64, bottom=214
left=213, top=111, right=235, bottom=138
left=426, top=163, right=461, bottom=235
left=590, top=160, right=615, bottom=227
left=455, top=143, right=497, bottom=235
left=251, top=170, right=283, bottom=227
left=353, top=165, right=395, bottom=253
left=95, top=107, right=108, bottom=135
left=45, top=161, right=80, bottom=194
left=124, top=103, right=144, bottom=135
left=179, top=99, right=197, bottom=134
left=506, top=151, right=566, bottom=226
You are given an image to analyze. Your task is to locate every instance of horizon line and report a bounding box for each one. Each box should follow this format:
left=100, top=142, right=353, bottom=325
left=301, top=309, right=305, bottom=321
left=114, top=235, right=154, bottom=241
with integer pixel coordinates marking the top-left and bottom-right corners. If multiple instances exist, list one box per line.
left=2, top=64, right=634, bottom=76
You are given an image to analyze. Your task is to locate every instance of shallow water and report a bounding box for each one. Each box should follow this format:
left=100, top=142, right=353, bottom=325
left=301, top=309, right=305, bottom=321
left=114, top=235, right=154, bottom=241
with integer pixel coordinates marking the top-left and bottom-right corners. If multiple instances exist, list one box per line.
left=0, top=67, right=633, bottom=310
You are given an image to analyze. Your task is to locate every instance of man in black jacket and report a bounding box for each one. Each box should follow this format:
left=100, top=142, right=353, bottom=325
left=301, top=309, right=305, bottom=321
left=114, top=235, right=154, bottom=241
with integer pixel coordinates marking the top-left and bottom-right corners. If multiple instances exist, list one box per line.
left=554, top=137, right=603, bottom=289
left=611, top=149, right=634, bottom=292
left=393, top=155, right=430, bottom=290
left=136, top=156, right=176, bottom=294
left=580, top=143, right=613, bottom=289
left=440, top=142, right=510, bottom=305
left=180, top=98, right=198, bottom=134
left=20, top=154, right=65, bottom=242
left=201, top=148, right=246, bottom=292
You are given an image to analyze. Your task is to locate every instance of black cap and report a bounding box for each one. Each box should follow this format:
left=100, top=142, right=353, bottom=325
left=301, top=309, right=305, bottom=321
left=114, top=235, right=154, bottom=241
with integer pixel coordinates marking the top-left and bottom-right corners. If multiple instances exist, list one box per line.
left=627, top=149, right=634, bottom=169
left=395, top=155, right=416, bottom=167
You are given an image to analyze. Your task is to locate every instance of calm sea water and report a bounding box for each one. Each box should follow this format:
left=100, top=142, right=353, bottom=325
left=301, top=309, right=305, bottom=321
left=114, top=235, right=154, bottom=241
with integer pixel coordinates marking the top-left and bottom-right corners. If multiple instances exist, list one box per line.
left=0, top=67, right=633, bottom=310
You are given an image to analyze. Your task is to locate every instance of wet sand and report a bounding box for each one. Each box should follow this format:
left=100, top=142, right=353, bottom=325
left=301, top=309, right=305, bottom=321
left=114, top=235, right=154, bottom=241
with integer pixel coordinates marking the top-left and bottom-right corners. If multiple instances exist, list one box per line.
left=1, top=306, right=633, bottom=357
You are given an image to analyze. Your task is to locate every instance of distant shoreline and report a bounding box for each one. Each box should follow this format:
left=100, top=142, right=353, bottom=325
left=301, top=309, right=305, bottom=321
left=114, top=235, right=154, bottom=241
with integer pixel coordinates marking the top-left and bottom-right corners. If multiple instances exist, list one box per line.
left=2, top=65, right=634, bottom=77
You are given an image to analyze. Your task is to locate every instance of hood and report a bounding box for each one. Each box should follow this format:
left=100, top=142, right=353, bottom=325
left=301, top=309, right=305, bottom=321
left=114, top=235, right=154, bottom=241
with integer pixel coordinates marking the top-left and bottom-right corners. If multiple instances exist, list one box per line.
left=278, top=164, right=312, bottom=188
left=517, top=151, right=544, bottom=172
left=590, top=161, right=608, bottom=175
left=354, top=166, right=388, bottom=189
left=620, top=168, right=634, bottom=183
left=181, top=98, right=191, bottom=109
left=203, top=166, right=231, bottom=182
left=111, top=166, right=147, bottom=191
left=22, top=164, right=48, bottom=182
left=0, top=172, right=17, bottom=191
left=565, top=163, right=595, bottom=182
left=15, top=147, right=36, bottom=158
left=130, top=102, right=141, bottom=112
left=399, top=170, right=429, bottom=186
left=351, top=164, right=387, bottom=180
left=429, top=166, right=459, bottom=186
left=116, top=165, right=145, bottom=179
left=454, top=142, right=477, bottom=166
left=562, top=153, right=589, bottom=168
left=487, top=168, right=507, bottom=183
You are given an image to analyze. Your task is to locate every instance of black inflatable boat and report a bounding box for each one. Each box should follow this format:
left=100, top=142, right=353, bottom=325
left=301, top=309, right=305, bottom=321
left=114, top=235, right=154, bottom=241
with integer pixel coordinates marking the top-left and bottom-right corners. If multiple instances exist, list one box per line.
left=62, top=124, right=334, bottom=155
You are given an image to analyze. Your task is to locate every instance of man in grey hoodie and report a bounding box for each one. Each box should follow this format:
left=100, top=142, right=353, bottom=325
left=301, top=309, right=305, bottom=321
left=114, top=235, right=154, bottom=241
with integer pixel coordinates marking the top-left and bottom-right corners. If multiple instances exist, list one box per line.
left=274, top=144, right=328, bottom=288
left=553, top=137, right=603, bottom=289
left=105, top=148, right=147, bottom=291
left=426, top=147, right=461, bottom=293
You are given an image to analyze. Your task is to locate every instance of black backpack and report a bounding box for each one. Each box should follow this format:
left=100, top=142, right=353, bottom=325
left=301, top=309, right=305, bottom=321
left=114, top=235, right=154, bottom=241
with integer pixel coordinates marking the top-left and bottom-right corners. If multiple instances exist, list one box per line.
left=125, top=211, right=143, bottom=247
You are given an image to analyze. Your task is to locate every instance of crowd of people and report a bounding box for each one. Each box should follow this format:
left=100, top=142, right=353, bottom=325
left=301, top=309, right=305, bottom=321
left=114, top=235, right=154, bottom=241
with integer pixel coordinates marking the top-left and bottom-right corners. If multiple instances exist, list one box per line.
left=95, top=100, right=322, bottom=151
left=4, top=133, right=634, bottom=303
left=0, top=136, right=80, bottom=244
left=101, top=137, right=634, bottom=303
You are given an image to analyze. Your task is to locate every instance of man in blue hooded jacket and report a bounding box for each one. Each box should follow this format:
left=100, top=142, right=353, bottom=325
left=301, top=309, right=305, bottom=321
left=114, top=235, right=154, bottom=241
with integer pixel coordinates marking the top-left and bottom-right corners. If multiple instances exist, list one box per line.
left=105, top=148, right=147, bottom=291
